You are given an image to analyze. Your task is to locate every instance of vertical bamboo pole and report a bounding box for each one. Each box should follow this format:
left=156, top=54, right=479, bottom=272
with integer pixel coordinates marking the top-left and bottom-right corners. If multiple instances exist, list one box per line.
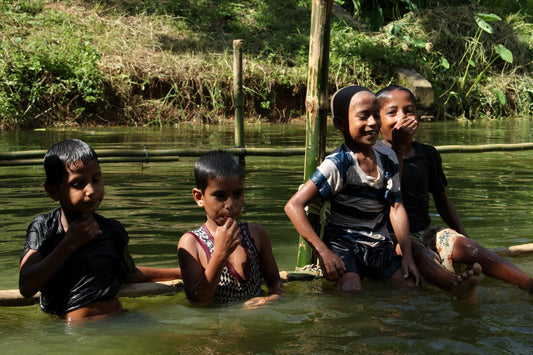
left=233, top=39, right=245, bottom=166
left=296, top=0, right=333, bottom=268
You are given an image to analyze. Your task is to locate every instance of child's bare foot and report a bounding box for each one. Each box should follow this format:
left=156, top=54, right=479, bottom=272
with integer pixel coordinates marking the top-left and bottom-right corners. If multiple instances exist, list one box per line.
left=453, top=263, right=482, bottom=303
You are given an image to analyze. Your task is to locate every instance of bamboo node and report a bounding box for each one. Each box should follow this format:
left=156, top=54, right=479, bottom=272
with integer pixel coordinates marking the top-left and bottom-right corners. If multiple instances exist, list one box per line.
left=305, top=96, right=319, bottom=113
left=143, top=148, right=149, bottom=163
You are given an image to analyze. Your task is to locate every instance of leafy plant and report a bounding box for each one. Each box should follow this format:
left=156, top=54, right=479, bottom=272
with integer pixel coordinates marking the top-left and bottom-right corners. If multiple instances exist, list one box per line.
left=440, top=13, right=514, bottom=116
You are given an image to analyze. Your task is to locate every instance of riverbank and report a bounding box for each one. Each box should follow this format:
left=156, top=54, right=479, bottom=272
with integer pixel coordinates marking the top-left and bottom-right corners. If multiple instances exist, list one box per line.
left=0, top=0, right=531, bottom=129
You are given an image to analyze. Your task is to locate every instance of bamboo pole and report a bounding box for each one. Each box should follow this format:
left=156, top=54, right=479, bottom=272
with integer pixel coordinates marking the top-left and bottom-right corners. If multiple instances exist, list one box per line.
left=233, top=39, right=245, bottom=166
left=2, top=240, right=533, bottom=307
left=0, top=148, right=306, bottom=166
left=436, top=142, right=533, bottom=153
left=1, top=143, right=533, bottom=166
left=0, top=271, right=317, bottom=307
left=491, top=243, right=533, bottom=257
left=297, top=0, right=334, bottom=268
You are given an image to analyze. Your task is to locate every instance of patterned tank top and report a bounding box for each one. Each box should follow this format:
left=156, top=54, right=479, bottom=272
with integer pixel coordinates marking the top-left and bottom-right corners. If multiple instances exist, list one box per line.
left=189, top=222, right=264, bottom=304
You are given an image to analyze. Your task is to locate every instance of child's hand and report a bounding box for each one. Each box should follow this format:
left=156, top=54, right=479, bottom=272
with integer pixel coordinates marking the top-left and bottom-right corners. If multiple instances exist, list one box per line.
left=64, top=213, right=101, bottom=250
left=391, top=116, right=418, bottom=153
left=318, top=248, right=346, bottom=282
left=400, top=253, right=421, bottom=287
left=244, top=294, right=280, bottom=309
left=213, top=217, right=242, bottom=258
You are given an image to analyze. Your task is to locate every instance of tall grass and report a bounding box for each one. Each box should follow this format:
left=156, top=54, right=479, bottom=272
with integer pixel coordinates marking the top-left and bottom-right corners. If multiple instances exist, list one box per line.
left=0, top=0, right=531, bottom=129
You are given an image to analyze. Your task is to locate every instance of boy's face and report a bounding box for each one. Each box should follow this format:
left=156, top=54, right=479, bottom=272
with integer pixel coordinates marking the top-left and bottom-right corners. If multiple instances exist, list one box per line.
left=45, top=159, right=105, bottom=215
left=193, top=176, right=244, bottom=227
left=341, top=91, right=381, bottom=148
left=379, top=89, right=418, bottom=142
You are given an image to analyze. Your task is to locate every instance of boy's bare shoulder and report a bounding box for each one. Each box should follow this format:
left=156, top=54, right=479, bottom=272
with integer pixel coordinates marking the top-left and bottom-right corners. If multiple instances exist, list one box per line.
left=178, top=231, right=199, bottom=249
left=246, top=222, right=268, bottom=236
left=246, top=222, right=271, bottom=249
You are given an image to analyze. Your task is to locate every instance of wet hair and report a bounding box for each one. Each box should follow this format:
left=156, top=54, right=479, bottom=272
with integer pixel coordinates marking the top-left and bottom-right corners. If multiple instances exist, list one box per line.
left=375, top=86, right=417, bottom=109
left=194, top=150, right=244, bottom=192
left=44, top=139, right=99, bottom=187
left=330, top=85, right=372, bottom=122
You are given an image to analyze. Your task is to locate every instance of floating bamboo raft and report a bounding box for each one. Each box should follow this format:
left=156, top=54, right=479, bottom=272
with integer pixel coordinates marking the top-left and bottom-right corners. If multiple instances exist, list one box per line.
left=0, top=270, right=317, bottom=307
left=1, top=143, right=533, bottom=166
left=2, top=243, right=533, bottom=307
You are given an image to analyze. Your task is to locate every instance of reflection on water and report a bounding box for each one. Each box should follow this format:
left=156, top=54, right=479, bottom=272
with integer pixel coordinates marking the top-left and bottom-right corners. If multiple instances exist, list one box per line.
left=1, top=122, right=532, bottom=353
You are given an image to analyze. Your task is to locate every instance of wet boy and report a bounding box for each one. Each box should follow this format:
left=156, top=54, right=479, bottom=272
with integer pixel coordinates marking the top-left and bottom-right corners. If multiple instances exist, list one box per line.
left=285, top=86, right=420, bottom=292
left=376, top=85, right=533, bottom=300
left=177, top=150, right=283, bottom=306
left=19, top=139, right=180, bottom=322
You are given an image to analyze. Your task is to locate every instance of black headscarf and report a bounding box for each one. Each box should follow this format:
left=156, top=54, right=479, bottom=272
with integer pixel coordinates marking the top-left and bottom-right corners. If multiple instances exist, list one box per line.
left=331, top=86, right=372, bottom=121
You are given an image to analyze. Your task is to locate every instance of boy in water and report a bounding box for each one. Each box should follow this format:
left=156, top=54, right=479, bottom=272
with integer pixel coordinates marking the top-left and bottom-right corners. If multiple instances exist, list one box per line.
left=376, top=85, right=533, bottom=301
left=177, top=150, right=283, bottom=306
left=19, top=139, right=181, bottom=322
left=285, top=86, right=420, bottom=292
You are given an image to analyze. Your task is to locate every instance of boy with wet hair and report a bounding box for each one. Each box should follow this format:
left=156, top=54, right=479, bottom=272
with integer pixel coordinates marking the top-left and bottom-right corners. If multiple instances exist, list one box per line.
left=285, top=86, right=420, bottom=292
left=376, top=85, right=533, bottom=301
left=19, top=139, right=180, bottom=322
left=178, top=150, right=283, bottom=306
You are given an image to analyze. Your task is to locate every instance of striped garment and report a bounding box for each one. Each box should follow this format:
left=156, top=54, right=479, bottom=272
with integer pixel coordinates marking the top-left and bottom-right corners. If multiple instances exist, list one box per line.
left=310, top=143, right=402, bottom=247
left=189, top=222, right=264, bottom=304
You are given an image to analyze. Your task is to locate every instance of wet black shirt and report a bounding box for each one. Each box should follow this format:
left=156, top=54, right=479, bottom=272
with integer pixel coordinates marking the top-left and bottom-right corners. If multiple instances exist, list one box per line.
left=22, top=208, right=136, bottom=315
left=401, top=141, right=448, bottom=233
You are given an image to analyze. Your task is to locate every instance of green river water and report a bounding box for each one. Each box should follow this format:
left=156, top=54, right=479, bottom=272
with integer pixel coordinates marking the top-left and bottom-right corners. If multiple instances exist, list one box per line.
left=0, top=120, right=532, bottom=354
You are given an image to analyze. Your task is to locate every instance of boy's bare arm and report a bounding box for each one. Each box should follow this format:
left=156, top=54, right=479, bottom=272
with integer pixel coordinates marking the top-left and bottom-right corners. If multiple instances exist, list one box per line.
left=130, top=266, right=181, bottom=283
left=248, top=223, right=283, bottom=295
left=433, top=191, right=468, bottom=237
left=19, top=214, right=101, bottom=298
left=242, top=223, right=283, bottom=309
left=389, top=202, right=420, bottom=285
left=284, top=180, right=345, bottom=282
left=177, top=218, right=242, bottom=305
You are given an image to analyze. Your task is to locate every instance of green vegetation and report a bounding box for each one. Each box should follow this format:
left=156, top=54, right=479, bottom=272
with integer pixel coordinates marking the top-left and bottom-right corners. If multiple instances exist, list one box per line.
left=0, top=0, right=531, bottom=128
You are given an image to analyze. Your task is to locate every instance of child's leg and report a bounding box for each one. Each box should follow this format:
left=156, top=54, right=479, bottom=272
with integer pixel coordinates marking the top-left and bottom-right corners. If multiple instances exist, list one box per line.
left=411, top=239, right=458, bottom=291
left=337, top=272, right=363, bottom=292
left=389, top=267, right=418, bottom=288
left=403, top=239, right=480, bottom=301
left=452, top=237, right=533, bottom=292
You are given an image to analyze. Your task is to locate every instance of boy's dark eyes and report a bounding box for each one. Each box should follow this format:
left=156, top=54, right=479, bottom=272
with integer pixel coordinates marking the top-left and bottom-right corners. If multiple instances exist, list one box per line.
left=358, top=114, right=380, bottom=120
left=212, top=192, right=228, bottom=200
left=70, top=176, right=101, bottom=189
left=71, top=181, right=84, bottom=189
left=212, top=190, right=243, bottom=200
left=386, top=108, right=415, bottom=115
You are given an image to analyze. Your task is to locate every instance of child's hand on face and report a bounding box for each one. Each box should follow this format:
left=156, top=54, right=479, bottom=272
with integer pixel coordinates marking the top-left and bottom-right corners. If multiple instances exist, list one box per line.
left=64, top=213, right=101, bottom=250
left=213, top=217, right=242, bottom=258
left=392, top=116, right=418, bottom=152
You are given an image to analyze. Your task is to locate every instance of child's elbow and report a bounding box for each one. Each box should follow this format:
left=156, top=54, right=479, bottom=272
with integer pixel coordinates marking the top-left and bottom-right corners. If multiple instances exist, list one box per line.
left=284, top=200, right=298, bottom=217
left=186, top=293, right=212, bottom=306
left=184, top=287, right=213, bottom=306
left=19, top=285, right=38, bottom=299
left=283, top=202, right=291, bottom=215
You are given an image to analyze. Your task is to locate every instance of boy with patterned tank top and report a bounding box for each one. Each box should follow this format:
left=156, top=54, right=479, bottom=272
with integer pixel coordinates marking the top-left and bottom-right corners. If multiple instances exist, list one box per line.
left=178, top=151, right=283, bottom=306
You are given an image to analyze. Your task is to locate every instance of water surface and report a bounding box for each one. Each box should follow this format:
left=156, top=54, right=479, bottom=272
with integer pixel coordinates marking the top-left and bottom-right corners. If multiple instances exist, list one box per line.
left=1, top=121, right=532, bottom=354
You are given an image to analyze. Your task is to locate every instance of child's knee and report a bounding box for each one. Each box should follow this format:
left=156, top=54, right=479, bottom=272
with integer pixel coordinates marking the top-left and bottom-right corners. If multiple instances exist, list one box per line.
left=390, top=269, right=418, bottom=288
left=337, top=272, right=363, bottom=293
left=453, top=236, right=482, bottom=260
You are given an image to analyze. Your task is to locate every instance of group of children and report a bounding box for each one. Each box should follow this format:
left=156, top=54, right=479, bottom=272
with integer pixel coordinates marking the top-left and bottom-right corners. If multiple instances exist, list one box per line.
left=20, top=85, right=533, bottom=322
